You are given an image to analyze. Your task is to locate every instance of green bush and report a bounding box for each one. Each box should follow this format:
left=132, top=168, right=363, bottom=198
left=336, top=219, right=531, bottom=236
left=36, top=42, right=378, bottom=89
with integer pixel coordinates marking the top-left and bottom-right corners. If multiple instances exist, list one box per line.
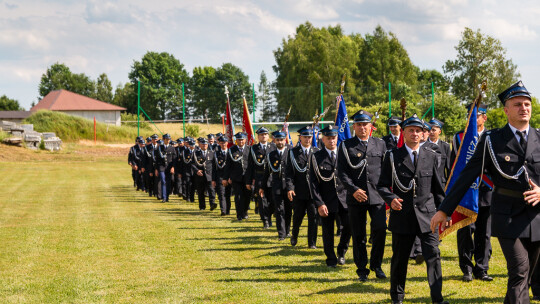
left=185, top=124, right=200, bottom=137
left=121, top=113, right=151, bottom=130
left=24, top=110, right=141, bottom=143
left=0, top=130, right=10, bottom=141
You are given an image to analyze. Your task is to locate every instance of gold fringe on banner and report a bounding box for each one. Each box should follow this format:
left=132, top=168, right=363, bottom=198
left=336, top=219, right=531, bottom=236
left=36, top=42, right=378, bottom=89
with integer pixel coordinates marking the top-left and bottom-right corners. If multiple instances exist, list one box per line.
left=439, top=205, right=478, bottom=240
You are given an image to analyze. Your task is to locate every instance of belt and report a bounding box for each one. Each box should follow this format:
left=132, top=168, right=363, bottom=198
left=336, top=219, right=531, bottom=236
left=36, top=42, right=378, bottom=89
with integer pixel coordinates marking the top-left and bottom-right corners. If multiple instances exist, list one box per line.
left=494, top=187, right=524, bottom=199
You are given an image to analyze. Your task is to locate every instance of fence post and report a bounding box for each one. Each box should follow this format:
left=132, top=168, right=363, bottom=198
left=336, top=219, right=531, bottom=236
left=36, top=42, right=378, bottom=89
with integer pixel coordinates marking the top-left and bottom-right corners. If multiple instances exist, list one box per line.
left=431, top=81, right=435, bottom=118
left=252, top=83, right=256, bottom=123
left=388, top=82, right=391, bottom=117
left=137, top=80, right=140, bottom=136
left=320, top=82, right=324, bottom=127
left=182, top=83, right=186, bottom=137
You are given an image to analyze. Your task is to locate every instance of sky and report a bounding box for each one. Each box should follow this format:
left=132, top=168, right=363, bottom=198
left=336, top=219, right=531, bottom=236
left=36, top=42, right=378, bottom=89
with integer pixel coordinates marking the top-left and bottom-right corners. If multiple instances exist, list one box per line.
left=1, top=0, right=540, bottom=111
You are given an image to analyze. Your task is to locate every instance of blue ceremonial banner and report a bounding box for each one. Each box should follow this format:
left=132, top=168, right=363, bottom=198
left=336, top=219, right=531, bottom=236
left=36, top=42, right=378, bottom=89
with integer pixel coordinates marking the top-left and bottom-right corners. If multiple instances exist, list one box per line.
left=312, top=125, right=319, bottom=148
left=440, top=104, right=479, bottom=238
left=335, top=95, right=351, bottom=145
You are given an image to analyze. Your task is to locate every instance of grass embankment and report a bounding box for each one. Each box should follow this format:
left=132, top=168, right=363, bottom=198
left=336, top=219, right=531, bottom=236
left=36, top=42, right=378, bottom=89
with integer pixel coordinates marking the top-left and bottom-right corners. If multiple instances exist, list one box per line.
left=0, top=152, right=512, bottom=303
left=22, top=110, right=235, bottom=143
left=24, top=110, right=142, bottom=143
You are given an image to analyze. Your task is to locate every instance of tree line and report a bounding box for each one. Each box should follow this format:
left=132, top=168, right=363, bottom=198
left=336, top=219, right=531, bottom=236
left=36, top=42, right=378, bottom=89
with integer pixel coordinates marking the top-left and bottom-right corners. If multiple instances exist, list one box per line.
left=1, top=23, right=525, bottom=135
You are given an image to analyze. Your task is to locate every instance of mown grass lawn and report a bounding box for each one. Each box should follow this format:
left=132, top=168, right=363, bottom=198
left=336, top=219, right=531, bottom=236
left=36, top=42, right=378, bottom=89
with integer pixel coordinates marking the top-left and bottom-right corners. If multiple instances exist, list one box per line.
left=0, top=159, right=513, bottom=303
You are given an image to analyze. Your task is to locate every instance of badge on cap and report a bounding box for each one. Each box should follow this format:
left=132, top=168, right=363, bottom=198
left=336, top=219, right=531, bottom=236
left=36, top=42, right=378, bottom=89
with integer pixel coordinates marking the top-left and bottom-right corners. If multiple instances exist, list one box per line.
left=505, top=155, right=510, bottom=161
left=357, top=153, right=362, bottom=157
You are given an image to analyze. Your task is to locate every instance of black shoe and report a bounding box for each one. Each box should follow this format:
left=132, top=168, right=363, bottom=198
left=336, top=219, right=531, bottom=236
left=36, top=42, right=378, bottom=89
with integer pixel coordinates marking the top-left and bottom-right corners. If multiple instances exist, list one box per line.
left=358, top=274, right=368, bottom=282
left=370, top=267, right=387, bottom=279
left=149, top=193, right=153, bottom=197
left=462, top=272, right=473, bottom=282
left=243, top=215, right=249, bottom=220
left=278, top=237, right=285, bottom=241
left=532, top=295, right=540, bottom=301
left=392, top=302, right=403, bottom=304
left=221, top=212, right=226, bottom=216
left=337, top=256, right=345, bottom=265
left=254, top=207, right=259, bottom=214
left=327, top=264, right=337, bottom=268
left=199, top=208, right=205, bottom=211
left=336, top=230, right=341, bottom=236
left=415, top=255, right=425, bottom=264
left=210, top=204, right=217, bottom=211
left=433, top=301, right=449, bottom=304
left=308, top=245, right=317, bottom=249
left=290, top=236, right=297, bottom=246
left=474, top=273, right=493, bottom=281
left=286, top=233, right=291, bottom=238
left=263, top=222, right=269, bottom=229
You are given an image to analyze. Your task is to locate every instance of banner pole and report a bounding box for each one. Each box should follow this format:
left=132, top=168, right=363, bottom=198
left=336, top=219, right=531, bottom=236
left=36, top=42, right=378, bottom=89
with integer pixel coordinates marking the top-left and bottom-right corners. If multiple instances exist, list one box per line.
left=320, top=82, right=324, bottom=128
left=431, top=81, right=435, bottom=118
left=252, top=83, right=255, bottom=123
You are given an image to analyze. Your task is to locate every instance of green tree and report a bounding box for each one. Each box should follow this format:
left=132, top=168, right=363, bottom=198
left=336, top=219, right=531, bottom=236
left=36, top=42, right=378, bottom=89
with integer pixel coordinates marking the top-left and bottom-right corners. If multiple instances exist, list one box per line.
left=215, top=63, right=251, bottom=121
left=189, top=66, right=220, bottom=121
left=417, top=69, right=450, bottom=97
left=258, top=71, right=275, bottom=122
left=273, top=22, right=360, bottom=120
left=356, top=25, right=418, bottom=105
left=128, top=52, right=190, bottom=120
left=443, top=27, right=520, bottom=107
left=0, top=95, right=23, bottom=111
left=112, top=83, right=136, bottom=113
left=38, top=63, right=95, bottom=98
left=95, top=73, right=113, bottom=103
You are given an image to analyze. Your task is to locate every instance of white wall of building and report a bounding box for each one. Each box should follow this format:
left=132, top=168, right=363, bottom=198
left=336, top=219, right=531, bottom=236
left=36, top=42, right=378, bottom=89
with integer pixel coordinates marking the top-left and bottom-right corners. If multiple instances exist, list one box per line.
left=60, top=111, right=121, bottom=126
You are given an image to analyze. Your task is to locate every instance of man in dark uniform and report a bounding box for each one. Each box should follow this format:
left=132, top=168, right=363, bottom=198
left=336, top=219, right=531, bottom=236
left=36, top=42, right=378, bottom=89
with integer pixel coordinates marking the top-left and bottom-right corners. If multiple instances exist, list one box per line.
left=180, top=139, right=196, bottom=203
left=378, top=114, right=447, bottom=304
left=224, top=132, right=251, bottom=221
left=432, top=81, right=540, bottom=304
left=261, top=130, right=292, bottom=240
left=247, top=127, right=274, bottom=228
left=192, top=137, right=217, bottom=210
left=212, top=136, right=232, bottom=216
left=428, top=118, right=451, bottom=185
left=128, top=136, right=143, bottom=188
left=207, top=134, right=218, bottom=152
left=174, top=138, right=185, bottom=198
left=155, top=134, right=176, bottom=202
left=147, top=134, right=159, bottom=197
left=142, top=137, right=154, bottom=196
left=309, top=125, right=351, bottom=268
left=286, top=126, right=319, bottom=248
left=130, top=138, right=147, bottom=191
left=382, top=116, right=402, bottom=151
left=449, top=103, right=494, bottom=282
left=338, top=110, right=387, bottom=281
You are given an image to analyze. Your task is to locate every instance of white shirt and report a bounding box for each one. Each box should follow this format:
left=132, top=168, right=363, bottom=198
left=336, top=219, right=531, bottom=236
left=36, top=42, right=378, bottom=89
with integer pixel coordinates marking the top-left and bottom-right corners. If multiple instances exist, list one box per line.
left=428, top=138, right=439, bottom=145
left=260, top=143, right=267, bottom=150
left=508, top=124, right=529, bottom=142
left=404, top=144, right=420, bottom=164
left=325, top=147, right=338, bottom=160
left=277, top=147, right=286, bottom=157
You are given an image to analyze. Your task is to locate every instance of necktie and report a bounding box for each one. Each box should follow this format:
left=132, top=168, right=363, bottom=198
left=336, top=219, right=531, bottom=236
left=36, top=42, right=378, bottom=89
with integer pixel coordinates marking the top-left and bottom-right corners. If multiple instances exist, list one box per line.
left=517, top=130, right=527, bottom=152
left=203, top=151, right=207, bottom=158
left=304, top=148, right=308, bottom=158
left=412, top=151, right=418, bottom=169
left=331, top=151, right=336, bottom=163
left=279, top=151, right=282, bottom=158
left=239, top=147, right=243, bottom=154
left=262, top=144, right=266, bottom=152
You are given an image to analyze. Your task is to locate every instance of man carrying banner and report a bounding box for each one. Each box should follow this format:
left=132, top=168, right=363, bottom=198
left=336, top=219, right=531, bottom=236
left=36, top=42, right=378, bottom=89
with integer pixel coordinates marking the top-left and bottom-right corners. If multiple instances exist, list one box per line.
left=432, top=81, right=540, bottom=304
left=449, top=103, right=494, bottom=282
left=378, top=114, right=447, bottom=304
left=212, top=135, right=232, bottom=216
left=338, top=110, right=387, bottom=282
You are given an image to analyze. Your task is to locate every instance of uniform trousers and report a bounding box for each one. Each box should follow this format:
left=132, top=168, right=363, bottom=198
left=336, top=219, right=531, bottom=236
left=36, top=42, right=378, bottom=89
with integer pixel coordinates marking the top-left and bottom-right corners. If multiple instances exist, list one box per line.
left=215, top=181, right=232, bottom=214
left=498, top=237, right=540, bottom=304
left=390, top=228, right=443, bottom=303
left=272, top=190, right=292, bottom=238
left=232, top=181, right=250, bottom=220
left=195, top=176, right=215, bottom=210
left=320, top=204, right=351, bottom=266
left=348, top=202, right=386, bottom=276
left=457, top=206, right=492, bottom=276
left=291, top=198, right=318, bottom=247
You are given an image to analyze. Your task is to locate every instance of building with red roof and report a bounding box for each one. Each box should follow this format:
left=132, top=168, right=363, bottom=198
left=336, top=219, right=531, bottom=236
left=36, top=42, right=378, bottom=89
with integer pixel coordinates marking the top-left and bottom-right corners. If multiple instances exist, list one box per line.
left=31, top=90, right=127, bottom=126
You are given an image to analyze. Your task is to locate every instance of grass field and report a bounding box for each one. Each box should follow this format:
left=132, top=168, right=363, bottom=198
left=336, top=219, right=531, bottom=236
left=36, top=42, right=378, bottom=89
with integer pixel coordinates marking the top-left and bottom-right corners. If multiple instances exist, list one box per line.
left=0, top=145, right=516, bottom=303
